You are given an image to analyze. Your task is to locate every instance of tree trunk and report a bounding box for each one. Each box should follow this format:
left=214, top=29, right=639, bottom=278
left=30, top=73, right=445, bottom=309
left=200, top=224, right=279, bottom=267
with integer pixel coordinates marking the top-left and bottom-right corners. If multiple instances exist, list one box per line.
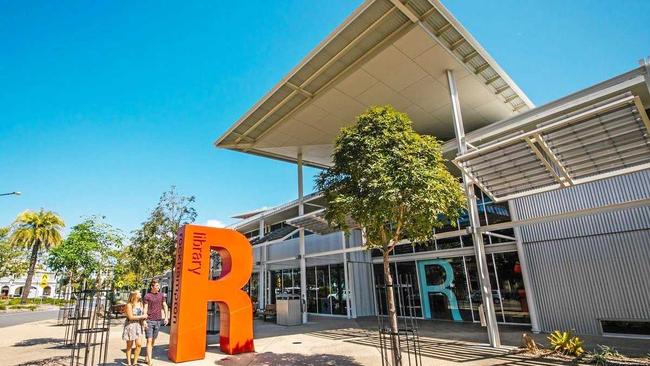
left=383, top=252, right=401, bottom=366
left=21, top=240, right=40, bottom=304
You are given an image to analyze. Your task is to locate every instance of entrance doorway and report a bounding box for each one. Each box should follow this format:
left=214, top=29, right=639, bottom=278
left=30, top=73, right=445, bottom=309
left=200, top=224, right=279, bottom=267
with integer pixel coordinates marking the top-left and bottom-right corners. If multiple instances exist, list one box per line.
left=417, top=259, right=462, bottom=321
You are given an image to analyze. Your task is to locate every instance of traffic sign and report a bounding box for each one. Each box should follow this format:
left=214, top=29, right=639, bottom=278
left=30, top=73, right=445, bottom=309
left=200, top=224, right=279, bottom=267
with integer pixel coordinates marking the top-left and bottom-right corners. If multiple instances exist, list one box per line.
left=40, top=274, right=49, bottom=288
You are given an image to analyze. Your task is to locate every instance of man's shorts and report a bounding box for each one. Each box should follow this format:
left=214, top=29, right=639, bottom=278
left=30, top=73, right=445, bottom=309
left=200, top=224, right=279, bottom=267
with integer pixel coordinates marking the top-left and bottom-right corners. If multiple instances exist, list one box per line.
left=146, top=320, right=161, bottom=339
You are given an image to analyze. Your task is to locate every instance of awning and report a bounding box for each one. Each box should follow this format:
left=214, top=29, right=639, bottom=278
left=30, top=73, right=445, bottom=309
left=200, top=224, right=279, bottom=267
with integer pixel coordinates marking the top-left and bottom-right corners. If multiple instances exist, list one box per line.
left=286, top=209, right=358, bottom=235
left=215, top=0, right=532, bottom=168
left=453, top=92, right=650, bottom=202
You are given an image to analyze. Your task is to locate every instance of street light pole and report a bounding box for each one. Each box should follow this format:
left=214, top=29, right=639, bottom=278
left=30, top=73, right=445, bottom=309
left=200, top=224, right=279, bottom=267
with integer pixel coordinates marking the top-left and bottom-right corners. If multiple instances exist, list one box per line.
left=0, top=191, right=21, bottom=197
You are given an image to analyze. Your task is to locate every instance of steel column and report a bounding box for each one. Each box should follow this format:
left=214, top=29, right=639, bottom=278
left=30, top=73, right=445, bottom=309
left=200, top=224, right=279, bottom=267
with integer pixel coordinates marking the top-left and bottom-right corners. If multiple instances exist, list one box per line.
left=298, top=151, right=308, bottom=324
left=258, top=219, right=265, bottom=310
left=508, top=201, right=541, bottom=333
left=446, top=69, right=501, bottom=347
left=341, top=232, right=352, bottom=319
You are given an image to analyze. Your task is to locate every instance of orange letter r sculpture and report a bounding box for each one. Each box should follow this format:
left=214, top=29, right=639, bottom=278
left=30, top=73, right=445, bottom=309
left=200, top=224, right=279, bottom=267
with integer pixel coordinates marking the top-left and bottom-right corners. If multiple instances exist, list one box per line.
left=168, top=224, right=254, bottom=363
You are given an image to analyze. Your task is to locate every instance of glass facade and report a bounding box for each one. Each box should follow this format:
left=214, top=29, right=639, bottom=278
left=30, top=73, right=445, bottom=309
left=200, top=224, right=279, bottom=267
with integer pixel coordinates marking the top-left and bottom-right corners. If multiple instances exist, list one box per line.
left=244, top=272, right=259, bottom=305
left=250, top=189, right=528, bottom=324
left=373, top=261, right=422, bottom=318
left=372, top=191, right=515, bottom=257
left=264, top=264, right=348, bottom=316
left=373, top=251, right=530, bottom=324
left=267, top=268, right=301, bottom=304
left=305, top=264, right=347, bottom=315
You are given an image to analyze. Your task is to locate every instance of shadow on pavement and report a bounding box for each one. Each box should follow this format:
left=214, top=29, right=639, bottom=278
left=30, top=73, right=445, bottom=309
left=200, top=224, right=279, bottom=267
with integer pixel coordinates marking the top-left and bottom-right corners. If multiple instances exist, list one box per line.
left=15, top=355, right=69, bottom=366
left=305, top=327, right=575, bottom=366
left=13, top=338, right=65, bottom=347
left=216, top=352, right=364, bottom=366
left=105, top=344, right=169, bottom=366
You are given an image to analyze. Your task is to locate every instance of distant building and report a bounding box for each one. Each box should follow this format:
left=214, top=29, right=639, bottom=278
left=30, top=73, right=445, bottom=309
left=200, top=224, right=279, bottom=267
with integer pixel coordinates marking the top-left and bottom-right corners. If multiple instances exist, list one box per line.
left=0, top=271, right=58, bottom=298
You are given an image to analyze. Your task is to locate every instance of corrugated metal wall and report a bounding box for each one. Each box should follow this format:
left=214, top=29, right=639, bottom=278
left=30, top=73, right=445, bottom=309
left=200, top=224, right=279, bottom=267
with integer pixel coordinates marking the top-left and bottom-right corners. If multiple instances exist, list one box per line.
left=513, top=170, right=650, bottom=335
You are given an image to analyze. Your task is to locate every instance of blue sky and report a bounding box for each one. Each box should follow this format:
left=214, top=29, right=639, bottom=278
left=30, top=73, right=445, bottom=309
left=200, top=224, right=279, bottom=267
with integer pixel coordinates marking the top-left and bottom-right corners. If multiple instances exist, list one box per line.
left=1, top=0, right=649, bottom=236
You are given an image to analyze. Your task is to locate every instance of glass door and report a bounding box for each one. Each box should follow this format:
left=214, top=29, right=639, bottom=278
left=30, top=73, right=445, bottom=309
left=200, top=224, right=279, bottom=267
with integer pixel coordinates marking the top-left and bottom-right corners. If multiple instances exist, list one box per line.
left=417, top=259, right=462, bottom=321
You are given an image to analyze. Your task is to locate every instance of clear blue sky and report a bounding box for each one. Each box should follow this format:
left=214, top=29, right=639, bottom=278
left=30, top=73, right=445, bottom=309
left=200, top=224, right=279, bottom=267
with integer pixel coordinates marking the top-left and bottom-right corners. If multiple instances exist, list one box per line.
left=1, top=0, right=649, bottom=235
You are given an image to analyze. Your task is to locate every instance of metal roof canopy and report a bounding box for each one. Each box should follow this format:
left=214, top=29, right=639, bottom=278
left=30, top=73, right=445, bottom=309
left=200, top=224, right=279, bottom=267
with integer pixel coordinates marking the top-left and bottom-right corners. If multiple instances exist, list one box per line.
left=231, top=193, right=327, bottom=233
left=453, top=92, right=650, bottom=202
left=216, top=0, right=532, bottom=168
left=286, top=208, right=358, bottom=235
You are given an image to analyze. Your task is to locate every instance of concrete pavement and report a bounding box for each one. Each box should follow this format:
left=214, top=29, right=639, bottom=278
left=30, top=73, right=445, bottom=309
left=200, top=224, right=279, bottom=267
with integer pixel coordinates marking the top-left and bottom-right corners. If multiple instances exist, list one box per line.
left=0, top=314, right=596, bottom=366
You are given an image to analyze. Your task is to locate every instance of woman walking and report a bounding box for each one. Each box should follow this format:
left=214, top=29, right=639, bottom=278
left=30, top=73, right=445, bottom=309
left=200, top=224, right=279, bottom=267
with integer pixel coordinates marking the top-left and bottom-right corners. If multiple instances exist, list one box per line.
left=122, top=291, right=147, bottom=365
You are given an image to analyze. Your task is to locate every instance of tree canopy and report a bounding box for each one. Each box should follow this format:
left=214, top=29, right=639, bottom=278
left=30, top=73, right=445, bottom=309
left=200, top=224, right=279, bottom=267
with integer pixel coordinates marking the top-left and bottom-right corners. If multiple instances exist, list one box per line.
left=0, top=227, right=29, bottom=278
left=316, top=105, right=466, bottom=365
left=47, top=216, right=123, bottom=289
left=125, top=186, right=197, bottom=282
left=317, top=105, right=466, bottom=253
left=10, top=209, right=65, bottom=302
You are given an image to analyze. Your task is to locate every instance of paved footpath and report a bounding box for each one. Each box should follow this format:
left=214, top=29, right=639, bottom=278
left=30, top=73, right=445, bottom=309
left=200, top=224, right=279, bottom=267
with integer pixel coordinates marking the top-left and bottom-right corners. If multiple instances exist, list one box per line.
left=1, top=315, right=587, bottom=366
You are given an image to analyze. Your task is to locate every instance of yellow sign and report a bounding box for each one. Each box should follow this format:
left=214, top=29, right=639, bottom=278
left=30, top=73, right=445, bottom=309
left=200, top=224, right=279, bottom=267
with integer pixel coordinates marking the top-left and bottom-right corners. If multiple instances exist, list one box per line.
left=40, top=274, right=49, bottom=288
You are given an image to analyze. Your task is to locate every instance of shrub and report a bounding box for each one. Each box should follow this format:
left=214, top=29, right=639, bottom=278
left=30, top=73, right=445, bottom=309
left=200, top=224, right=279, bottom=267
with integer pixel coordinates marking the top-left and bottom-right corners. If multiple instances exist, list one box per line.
left=0, top=304, right=6, bottom=310
left=590, top=345, right=621, bottom=366
left=548, top=330, right=585, bottom=357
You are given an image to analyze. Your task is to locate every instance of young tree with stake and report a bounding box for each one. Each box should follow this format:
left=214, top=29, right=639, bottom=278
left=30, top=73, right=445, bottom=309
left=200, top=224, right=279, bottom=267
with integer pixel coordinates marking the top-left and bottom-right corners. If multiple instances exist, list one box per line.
left=317, top=106, right=465, bottom=365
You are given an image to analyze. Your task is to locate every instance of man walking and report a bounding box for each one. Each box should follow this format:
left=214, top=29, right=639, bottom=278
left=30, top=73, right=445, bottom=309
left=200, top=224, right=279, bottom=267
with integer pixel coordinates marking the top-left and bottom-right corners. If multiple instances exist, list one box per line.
left=143, top=279, right=169, bottom=365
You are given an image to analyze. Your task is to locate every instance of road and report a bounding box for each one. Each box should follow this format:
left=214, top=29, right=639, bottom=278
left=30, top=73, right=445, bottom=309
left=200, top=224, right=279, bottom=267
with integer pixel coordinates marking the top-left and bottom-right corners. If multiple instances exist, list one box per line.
left=0, top=309, right=58, bottom=328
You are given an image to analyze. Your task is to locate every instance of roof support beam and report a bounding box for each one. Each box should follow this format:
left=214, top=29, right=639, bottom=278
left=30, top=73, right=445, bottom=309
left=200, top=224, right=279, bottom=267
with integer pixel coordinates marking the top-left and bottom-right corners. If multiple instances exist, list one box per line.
left=252, top=19, right=414, bottom=144
left=483, top=197, right=650, bottom=232
left=462, top=50, right=479, bottom=63
left=449, top=38, right=466, bottom=51
left=532, top=134, right=574, bottom=186
left=233, top=6, right=401, bottom=144
left=524, top=136, right=568, bottom=187
left=513, top=103, right=528, bottom=112
left=457, top=94, right=639, bottom=160
left=233, top=88, right=299, bottom=144
left=418, top=6, right=439, bottom=21
left=447, top=69, right=501, bottom=348
left=389, top=0, right=419, bottom=23
left=484, top=75, right=500, bottom=85
left=434, top=22, right=452, bottom=37
left=474, top=63, right=490, bottom=75
left=494, top=85, right=510, bottom=95
left=286, top=81, right=313, bottom=98
left=454, top=93, right=650, bottom=202
left=504, top=94, right=519, bottom=103
left=633, top=95, right=650, bottom=132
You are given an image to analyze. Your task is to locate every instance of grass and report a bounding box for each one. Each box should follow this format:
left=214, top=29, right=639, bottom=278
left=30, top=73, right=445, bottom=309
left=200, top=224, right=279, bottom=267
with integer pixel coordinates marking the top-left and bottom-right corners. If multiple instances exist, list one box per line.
left=0, top=297, right=71, bottom=310
left=7, top=304, right=38, bottom=311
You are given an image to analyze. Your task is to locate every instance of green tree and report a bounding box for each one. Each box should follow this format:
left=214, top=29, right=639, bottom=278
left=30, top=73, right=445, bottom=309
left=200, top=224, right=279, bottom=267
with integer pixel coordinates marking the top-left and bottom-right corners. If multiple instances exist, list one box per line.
left=316, top=106, right=465, bottom=365
left=10, top=209, right=65, bottom=303
left=128, top=187, right=197, bottom=281
left=47, top=216, right=123, bottom=291
left=0, top=227, right=29, bottom=278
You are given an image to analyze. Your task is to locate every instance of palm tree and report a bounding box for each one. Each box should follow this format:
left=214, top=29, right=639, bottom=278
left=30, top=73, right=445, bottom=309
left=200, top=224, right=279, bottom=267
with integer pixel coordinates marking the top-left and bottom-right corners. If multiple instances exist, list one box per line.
left=10, top=209, right=64, bottom=303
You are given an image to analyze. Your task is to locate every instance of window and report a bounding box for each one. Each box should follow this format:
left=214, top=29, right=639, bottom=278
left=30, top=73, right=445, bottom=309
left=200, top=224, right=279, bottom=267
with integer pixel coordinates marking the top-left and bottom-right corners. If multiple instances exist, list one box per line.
left=392, top=243, right=415, bottom=255
left=329, top=264, right=347, bottom=315
left=601, top=320, right=650, bottom=336
left=307, top=267, right=317, bottom=313
left=436, top=236, right=462, bottom=250
left=244, top=273, right=259, bottom=304
left=374, top=261, right=421, bottom=317
left=316, top=266, right=330, bottom=314
left=244, top=229, right=259, bottom=239
left=488, top=252, right=530, bottom=324
left=394, top=261, right=421, bottom=317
